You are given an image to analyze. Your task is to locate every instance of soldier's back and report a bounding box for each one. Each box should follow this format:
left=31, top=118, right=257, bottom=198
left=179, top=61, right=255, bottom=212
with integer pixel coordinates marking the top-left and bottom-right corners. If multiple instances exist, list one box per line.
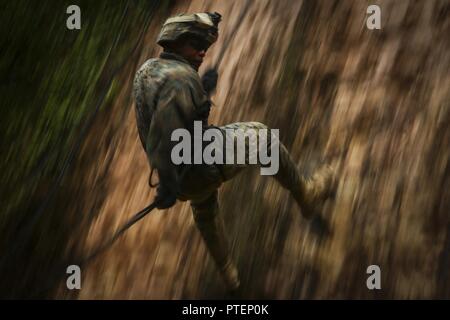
left=133, top=54, right=209, bottom=192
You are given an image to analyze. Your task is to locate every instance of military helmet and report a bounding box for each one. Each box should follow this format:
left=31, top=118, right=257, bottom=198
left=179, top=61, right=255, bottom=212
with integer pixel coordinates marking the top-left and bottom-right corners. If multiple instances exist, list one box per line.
left=157, top=12, right=222, bottom=48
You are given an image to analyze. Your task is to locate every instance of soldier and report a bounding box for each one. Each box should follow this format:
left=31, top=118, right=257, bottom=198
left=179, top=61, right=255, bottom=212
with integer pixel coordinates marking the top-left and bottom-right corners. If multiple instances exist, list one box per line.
left=133, top=12, right=337, bottom=293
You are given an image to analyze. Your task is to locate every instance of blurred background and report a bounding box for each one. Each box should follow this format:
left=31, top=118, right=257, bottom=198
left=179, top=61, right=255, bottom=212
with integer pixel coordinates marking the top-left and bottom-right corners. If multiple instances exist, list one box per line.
left=0, top=0, right=449, bottom=299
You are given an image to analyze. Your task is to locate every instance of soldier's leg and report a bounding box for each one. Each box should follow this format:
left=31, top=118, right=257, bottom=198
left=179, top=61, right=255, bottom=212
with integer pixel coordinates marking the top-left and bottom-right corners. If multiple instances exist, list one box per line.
left=218, top=122, right=269, bottom=180
left=275, top=143, right=337, bottom=219
left=191, top=191, right=240, bottom=291
left=218, top=122, right=337, bottom=219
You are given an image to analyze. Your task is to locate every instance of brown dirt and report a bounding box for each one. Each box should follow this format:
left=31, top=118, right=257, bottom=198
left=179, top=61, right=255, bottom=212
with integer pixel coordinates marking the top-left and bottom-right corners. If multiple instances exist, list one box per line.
left=55, top=0, right=449, bottom=299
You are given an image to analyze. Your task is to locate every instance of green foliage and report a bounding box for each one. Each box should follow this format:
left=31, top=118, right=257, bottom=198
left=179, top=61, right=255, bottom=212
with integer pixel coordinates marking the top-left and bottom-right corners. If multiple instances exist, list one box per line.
left=0, top=1, right=167, bottom=221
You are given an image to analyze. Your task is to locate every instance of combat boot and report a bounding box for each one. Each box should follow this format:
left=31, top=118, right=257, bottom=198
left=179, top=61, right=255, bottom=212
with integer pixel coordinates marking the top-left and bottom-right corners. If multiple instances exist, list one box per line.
left=219, top=259, right=241, bottom=292
left=297, top=163, right=338, bottom=219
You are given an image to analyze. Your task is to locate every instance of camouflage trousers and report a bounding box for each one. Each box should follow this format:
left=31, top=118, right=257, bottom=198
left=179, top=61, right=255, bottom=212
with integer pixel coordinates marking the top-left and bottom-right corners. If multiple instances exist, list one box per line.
left=176, top=122, right=331, bottom=288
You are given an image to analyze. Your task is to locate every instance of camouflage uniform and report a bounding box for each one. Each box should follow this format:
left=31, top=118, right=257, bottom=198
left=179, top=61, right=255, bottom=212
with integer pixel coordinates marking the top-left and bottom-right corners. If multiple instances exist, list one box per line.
left=133, top=12, right=336, bottom=291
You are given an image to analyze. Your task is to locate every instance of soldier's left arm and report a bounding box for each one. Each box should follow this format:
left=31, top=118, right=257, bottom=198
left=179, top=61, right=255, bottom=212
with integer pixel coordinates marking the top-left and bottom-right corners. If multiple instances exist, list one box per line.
left=175, top=75, right=213, bottom=126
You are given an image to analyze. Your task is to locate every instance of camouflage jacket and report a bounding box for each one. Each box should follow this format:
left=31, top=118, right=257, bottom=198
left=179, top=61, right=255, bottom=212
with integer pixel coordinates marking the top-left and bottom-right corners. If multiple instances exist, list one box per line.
left=133, top=52, right=212, bottom=192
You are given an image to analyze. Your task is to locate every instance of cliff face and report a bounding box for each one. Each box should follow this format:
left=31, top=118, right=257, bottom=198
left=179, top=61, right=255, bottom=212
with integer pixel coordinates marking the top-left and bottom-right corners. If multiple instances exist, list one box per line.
left=63, top=0, right=449, bottom=299
left=8, top=0, right=446, bottom=299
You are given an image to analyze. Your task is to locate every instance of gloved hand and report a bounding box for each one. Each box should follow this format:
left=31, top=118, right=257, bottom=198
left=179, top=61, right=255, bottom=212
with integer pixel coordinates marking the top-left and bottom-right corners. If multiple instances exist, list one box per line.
left=154, top=184, right=177, bottom=209
left=201, top=68, right=218, bottom=96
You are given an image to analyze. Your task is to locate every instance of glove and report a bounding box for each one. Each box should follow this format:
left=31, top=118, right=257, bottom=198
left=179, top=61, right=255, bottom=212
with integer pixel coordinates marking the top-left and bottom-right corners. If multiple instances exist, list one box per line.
left=154, top=184, right=177, bottom=209
left=201, top=68, right=218, bottom=96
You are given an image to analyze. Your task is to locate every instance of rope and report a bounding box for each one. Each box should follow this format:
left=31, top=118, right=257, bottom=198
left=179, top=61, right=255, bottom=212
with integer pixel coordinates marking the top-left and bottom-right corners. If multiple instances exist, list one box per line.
left=78, top=201, right=159, bottom=267
left=29, top=199, right=160, bottom=298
